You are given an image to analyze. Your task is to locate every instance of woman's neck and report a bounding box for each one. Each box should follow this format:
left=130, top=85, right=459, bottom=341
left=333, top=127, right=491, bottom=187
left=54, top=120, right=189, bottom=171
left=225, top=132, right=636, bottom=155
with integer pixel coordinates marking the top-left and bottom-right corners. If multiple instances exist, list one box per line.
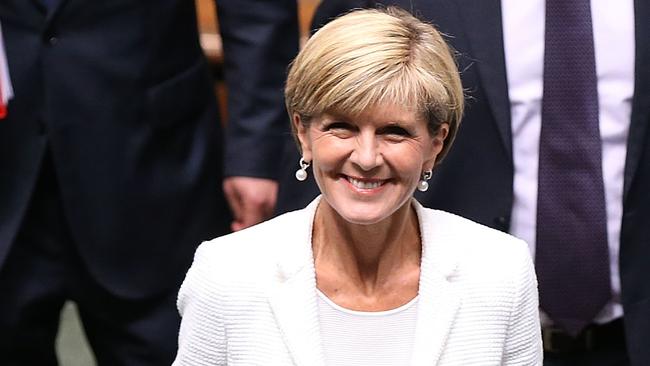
left=312, top=200, right=422, bottom=310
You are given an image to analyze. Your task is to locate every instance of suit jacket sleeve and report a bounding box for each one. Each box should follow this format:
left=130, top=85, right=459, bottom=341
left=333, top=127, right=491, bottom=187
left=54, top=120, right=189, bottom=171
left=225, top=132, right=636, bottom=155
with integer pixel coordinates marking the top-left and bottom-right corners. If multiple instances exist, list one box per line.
left=218, top=0, right=299, bottom=180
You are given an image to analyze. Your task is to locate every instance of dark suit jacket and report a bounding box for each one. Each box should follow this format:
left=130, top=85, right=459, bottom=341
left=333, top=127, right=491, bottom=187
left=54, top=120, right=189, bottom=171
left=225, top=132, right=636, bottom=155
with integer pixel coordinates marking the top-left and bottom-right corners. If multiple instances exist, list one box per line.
left=0, top=0, right=230, bottom=298
left=277, top=1, right=650, bottom=364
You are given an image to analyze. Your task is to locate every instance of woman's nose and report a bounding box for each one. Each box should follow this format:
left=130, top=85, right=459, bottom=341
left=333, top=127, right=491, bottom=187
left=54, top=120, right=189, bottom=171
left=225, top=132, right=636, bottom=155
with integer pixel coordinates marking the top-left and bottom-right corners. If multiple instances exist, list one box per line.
left=351, top=134, right=383, bottom=171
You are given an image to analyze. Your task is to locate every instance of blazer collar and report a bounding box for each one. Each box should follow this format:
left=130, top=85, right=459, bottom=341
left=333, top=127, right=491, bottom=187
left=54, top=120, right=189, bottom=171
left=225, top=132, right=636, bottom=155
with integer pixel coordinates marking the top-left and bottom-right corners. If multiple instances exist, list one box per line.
left=268, top=197, right=462, bottom=366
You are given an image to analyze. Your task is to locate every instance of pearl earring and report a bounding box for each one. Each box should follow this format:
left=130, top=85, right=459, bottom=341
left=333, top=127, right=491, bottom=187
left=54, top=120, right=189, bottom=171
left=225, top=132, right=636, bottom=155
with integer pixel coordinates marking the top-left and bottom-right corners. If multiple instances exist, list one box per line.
left=295, top=158, right=310, bottom=181
left=417, top=170, right=433, bottom=192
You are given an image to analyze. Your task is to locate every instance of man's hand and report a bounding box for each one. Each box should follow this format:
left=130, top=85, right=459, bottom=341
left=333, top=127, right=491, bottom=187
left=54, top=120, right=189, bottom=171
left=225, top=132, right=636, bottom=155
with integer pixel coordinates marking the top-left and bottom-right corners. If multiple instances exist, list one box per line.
left=223, top=177, right=278, bottom=231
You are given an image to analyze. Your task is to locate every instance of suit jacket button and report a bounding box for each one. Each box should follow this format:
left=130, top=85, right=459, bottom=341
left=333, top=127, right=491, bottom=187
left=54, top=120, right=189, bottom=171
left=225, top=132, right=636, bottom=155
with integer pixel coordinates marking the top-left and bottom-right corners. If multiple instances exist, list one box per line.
left=43, top=32, right=58, bottom=45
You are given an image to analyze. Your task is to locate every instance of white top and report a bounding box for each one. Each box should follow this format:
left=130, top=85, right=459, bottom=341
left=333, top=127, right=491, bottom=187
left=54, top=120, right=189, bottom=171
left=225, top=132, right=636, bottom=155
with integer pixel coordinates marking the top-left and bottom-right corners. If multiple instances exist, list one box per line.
left=173, top=197, right=542, bottom=366
left=501, top=0, right=634, bottom=324
left=317, top=290, right=418, bottom=366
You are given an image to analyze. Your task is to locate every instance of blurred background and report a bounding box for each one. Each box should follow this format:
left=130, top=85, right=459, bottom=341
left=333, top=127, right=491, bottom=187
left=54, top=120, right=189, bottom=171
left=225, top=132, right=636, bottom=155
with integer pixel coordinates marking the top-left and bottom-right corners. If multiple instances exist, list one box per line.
left=55, top=1, right=319, bottom=364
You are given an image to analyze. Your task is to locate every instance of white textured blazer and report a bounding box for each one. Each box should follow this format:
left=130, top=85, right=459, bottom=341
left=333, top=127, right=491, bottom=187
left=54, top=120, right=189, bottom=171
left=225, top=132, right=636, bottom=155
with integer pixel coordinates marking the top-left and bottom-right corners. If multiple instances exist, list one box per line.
left=174, top=197, right=542, bottom=366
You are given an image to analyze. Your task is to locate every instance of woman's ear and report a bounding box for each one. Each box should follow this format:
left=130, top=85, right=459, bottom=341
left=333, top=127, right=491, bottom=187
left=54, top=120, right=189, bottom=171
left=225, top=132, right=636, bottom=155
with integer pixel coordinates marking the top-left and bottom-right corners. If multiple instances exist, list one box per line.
left=434, top=123, right=449, bottom=149
left=293, top=113, right=312, bottom=161
left=424, top=122, right=449, bottom=170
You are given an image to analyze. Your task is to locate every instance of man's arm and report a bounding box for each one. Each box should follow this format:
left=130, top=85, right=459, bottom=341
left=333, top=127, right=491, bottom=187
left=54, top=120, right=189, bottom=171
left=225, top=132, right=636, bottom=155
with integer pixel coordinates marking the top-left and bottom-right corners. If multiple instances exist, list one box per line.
left=217, top=0, right=299, bottom=230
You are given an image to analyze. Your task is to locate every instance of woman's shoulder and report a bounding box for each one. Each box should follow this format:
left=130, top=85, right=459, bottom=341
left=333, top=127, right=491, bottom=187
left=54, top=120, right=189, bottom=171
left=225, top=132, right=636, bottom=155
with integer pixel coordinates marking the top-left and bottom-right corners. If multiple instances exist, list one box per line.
left=418, top=208, right=536, bottom=305
left=417, top=205, right=532, bottom=275
left=190, top=206, right=309, bottom=283
left=197, top=212, right=292, bottom=254
left=419, top=206, right=525, bottom=246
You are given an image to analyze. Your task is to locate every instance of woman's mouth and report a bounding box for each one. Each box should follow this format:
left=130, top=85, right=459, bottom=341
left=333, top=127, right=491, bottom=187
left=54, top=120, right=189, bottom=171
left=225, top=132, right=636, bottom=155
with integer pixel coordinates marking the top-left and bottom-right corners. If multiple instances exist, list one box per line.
left=345, top=176, right=386, bottom=190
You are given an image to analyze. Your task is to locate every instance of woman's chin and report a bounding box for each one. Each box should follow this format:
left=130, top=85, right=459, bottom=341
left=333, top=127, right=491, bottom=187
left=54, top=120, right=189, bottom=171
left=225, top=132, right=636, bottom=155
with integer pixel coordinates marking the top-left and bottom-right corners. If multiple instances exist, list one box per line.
left=330, top=202, right=400, bottom=226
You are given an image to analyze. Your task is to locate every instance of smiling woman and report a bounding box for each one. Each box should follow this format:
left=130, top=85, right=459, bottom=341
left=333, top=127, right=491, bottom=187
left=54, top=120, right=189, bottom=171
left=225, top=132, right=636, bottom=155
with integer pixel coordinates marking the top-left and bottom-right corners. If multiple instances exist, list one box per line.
left=174, top=7, right=542, bottom=366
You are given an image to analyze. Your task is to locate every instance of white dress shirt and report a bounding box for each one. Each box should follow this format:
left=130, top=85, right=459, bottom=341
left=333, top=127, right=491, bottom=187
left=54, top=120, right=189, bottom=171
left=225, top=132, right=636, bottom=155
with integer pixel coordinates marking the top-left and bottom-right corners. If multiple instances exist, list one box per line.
left=502, top=0, right=634, bottom=324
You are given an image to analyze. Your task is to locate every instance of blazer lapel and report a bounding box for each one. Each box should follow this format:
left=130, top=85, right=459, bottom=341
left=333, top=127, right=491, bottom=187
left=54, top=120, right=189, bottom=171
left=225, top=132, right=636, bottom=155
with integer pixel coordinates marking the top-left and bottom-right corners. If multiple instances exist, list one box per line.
left=39, top=0, right=67, bottom=27
left=410, top=201, right=462, bottom=366
left=624, top=0, right=650, bottom=199
left=268, top=198, right=326, bottom=366
left=454, top=0, right=512, bottom=159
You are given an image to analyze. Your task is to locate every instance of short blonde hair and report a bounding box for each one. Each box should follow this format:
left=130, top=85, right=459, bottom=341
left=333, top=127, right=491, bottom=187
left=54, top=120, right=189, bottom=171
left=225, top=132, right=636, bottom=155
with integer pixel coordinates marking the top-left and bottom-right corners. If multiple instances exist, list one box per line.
left=285, top=7, right=464, bottom=162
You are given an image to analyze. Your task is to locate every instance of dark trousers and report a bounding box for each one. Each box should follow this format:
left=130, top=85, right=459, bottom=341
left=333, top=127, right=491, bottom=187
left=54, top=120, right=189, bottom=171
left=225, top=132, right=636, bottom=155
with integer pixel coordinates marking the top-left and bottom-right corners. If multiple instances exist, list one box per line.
left=544, top=349, right=629, bottom=366
left=0, top=152, right=180, bottom=366
left=544, top=339, right=630, bottom=366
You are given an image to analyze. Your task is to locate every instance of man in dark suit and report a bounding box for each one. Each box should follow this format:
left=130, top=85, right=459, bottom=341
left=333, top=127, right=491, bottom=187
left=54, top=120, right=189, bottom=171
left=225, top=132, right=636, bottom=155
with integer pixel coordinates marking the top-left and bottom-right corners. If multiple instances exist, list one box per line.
left=276, top=1, right=649, bottom=365
left=0, top=1, right=296, bottom=364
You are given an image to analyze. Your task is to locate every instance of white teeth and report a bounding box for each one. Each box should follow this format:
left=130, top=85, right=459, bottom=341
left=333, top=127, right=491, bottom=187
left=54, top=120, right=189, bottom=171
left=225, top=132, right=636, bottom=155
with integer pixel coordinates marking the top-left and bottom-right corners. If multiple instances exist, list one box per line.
left=348, top=177, right=382, bottom=189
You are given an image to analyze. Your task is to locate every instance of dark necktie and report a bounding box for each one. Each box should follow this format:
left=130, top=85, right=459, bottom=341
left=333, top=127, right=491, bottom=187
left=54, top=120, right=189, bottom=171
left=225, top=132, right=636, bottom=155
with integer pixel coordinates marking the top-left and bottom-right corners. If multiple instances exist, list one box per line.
left=536, top=0, right=611, bottom=336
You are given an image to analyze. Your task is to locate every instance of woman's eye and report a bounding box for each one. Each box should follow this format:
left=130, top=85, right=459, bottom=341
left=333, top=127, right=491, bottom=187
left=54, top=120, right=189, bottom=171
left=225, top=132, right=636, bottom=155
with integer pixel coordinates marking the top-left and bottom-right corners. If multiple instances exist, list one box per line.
left=326, top=122, right=353, bottom=131
left=382, top=126, right=411, bottom=137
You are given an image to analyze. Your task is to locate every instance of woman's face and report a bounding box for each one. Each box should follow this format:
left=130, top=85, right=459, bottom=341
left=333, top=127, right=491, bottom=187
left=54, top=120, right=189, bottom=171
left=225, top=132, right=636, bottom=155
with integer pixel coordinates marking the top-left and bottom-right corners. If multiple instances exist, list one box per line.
left=295, top=104, right=448, bottom=225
